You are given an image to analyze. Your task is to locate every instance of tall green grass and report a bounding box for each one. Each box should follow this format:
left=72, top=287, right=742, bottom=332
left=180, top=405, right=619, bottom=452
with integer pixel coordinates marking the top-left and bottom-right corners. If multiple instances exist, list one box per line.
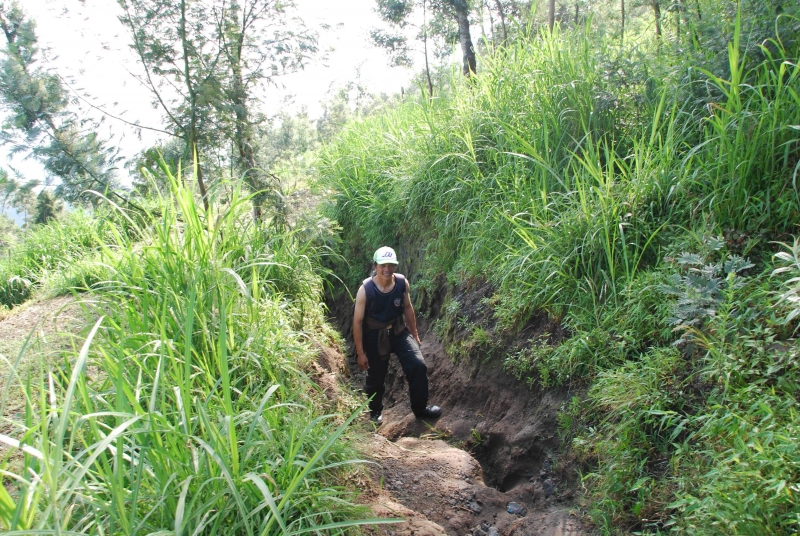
left=0, top=169, right=391, bottom=533
left=318, top=14, right=800, bottom=535
left=320, top=16, right=799, bottom=375
left=0, top=210, right=118, bottom=308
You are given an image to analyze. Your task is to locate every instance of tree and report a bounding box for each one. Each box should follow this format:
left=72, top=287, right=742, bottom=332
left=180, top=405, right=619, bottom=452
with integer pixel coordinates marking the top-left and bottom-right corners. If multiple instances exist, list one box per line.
left=0, top=211, right=18, bottom=252
left=651, top=0, right=662, bottom=39
left=33, top=189, right=59, bottom=225
left=216, top=0, right=317, bottom=221
left=127, top=137, right=186, bottom=197
left=118, top=0, right=317, bottom=221
left=0, top=2, right=122, bottom=205
left=0, top=166, right=37, bottom=220
left=449, top=0, right=477, bottom=75
left=118, top=0, right=219, bottom=210
left=372, top=0, right=477, bottom=79
left=492, top=0, right=508, bottom=42
left=371, top=0, right=440, bottom=96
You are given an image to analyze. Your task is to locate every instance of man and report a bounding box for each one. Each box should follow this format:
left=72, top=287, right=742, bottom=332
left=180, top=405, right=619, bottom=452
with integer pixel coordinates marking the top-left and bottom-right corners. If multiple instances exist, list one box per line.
left=353, top=246, right=442, bottom=423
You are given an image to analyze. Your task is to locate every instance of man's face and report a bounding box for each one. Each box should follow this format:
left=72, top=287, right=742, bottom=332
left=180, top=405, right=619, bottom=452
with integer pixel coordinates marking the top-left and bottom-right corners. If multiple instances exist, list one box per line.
left=376, top=263, right=397, bottom=278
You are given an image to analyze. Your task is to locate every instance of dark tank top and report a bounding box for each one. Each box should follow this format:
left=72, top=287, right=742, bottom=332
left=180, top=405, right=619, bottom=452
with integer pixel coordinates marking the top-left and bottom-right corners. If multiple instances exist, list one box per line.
left=365, top=274, right=406, bottom=324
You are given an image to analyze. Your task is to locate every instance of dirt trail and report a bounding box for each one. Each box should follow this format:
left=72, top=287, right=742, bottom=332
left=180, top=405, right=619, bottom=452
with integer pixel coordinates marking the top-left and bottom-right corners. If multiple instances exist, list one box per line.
left=0, top=296, right=85, bottom=461
left=0, top=295, right=83, bottom=362
left=328, top=299, right=594, bottom=536
left=359, top=432, right=586, bottom=536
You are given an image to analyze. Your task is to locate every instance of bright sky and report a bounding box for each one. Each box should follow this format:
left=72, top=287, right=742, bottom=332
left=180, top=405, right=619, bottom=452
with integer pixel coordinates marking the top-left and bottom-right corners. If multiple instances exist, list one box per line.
left=3, top=0, right=419, bottom=192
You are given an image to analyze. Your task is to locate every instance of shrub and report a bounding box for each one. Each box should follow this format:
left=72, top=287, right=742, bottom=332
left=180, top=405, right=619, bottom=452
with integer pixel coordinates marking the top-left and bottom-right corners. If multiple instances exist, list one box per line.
left=0, top=172, right=387, bottom=533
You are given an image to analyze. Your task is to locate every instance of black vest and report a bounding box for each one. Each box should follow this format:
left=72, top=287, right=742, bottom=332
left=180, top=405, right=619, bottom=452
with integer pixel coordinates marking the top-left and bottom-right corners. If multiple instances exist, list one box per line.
left=364, top=274, right=406, bottom=324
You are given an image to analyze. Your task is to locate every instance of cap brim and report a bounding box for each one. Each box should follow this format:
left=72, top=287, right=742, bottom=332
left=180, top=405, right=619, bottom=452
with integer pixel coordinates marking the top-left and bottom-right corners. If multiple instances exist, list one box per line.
left=375, top=260, right=399, bottom=264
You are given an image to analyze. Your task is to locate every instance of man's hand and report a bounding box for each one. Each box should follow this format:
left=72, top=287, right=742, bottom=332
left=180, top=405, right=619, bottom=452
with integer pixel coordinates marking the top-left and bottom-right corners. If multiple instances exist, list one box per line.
left=357, top=351, right=369, bottom=371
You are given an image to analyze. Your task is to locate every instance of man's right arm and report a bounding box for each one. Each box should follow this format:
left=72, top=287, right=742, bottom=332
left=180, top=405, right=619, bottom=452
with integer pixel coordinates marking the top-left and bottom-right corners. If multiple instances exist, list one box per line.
left=353, top=285, right=369, bottom=370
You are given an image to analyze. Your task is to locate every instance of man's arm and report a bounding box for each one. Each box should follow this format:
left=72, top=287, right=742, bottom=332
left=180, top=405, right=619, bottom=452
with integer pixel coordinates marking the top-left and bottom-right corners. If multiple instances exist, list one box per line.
left=403, top=281, right=422, bottom=345
left=353, top=285, right=369, bottom=370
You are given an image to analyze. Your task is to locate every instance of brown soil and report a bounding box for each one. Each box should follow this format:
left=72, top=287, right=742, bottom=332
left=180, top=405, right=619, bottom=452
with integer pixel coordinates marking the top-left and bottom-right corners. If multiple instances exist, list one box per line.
left=0, top=295, right=85, bottom=461
left=327, top=278, right=595, bottom=536
left=357, top=433, right=587, bottom=536
left=0, top=295, right=84, bottom=363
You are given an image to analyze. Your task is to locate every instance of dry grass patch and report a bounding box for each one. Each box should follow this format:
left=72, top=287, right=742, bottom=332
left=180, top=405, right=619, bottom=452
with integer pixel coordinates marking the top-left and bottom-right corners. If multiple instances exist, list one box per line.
left=0, top=295, right=86, bottom=464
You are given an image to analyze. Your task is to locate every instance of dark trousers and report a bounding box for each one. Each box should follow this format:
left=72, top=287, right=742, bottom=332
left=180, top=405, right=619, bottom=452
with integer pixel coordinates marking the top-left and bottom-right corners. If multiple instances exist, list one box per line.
left=363, top=329, right=429, bottom=415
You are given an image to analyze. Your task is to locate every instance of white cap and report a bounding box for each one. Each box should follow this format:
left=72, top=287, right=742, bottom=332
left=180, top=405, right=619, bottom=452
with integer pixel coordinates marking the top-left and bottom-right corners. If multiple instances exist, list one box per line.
left=374, top=246, right=399, bottom=264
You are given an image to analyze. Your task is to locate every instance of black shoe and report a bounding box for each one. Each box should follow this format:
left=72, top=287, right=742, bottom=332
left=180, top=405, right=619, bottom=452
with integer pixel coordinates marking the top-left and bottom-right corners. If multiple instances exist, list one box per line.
left=370, top=411, right=383, bottom=424
left=414, top=405, right=441, bottom=419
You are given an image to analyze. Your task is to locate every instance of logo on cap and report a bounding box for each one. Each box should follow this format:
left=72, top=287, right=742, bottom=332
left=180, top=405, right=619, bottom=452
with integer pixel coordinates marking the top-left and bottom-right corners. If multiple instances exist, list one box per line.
left=374, top=246, right=399, bottom=264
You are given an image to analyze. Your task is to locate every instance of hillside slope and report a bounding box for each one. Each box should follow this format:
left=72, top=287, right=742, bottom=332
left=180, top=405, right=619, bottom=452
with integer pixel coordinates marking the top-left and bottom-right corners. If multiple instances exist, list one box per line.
left=319, top=14, right=800, bottom=535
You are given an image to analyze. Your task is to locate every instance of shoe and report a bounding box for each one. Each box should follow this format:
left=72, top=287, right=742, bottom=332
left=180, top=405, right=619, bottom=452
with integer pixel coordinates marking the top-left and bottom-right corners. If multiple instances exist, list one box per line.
left=414, top=405, right=442, bottom=419
left=370, top=411, right=383, bottom=424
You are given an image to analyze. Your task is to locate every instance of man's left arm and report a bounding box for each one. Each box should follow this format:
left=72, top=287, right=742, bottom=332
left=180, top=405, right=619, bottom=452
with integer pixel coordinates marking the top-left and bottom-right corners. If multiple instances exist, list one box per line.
left=403, top=281, right=422, bottom=345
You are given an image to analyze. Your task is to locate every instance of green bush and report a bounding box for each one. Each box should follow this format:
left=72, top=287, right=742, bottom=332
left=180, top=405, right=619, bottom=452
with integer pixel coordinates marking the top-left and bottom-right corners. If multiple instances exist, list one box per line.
left=0, top=210, right=115, bottom=307
left=0, top=172, right=387, bottom=534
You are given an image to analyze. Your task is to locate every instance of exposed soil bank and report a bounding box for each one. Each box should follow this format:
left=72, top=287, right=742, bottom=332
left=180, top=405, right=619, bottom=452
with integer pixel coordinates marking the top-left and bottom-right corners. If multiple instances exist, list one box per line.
left=359, top=434, right=586, bottom=536
left=326, top=278, right=594, bottom=535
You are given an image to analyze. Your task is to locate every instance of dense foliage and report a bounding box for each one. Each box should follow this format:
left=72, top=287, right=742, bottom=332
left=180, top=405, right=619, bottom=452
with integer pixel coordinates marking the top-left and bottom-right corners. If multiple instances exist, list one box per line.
left=0, top=2, right=121, bottom=204
left=318, top=7, right=800, bottom=534
left=2, top=0, right=800, bottom=534
left=0, top=174, right=388, bottom=533
left=0, top=210, right=116, bottom=308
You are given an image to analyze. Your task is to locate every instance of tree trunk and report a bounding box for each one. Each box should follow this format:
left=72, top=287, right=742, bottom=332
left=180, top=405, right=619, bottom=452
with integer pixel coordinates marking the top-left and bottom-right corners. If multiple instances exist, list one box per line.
left=681, top=0, right=699, bottom=46
left=480, top=0, right=490, bottom=40
left=423, top=0, right=434, bottom=97
left=494, top=0, right=507, bottom=42
left=548, top=0, right=556, bottom=31
left=652, top=0, right=662, bottom=39
left=228, top=11, right=264, bottom=223
left=179, top=0, right=209, bottom=211
left=451, top=0, right=476, bottom=76
left=621, top=0, right=625, bottom=43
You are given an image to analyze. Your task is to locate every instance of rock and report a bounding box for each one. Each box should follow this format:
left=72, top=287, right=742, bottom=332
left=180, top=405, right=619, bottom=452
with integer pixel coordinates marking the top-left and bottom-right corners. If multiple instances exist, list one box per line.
left=468, top=501, right=483, bottom=514
left=473, top=528, right=488, bottom=536
left=488, top=528, right=499, bottom=536
left=507, top=502, right=527, bottom=516
left=543, top=479, right=555, bottom=498
left=481, top=522, right=490, bottom=531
